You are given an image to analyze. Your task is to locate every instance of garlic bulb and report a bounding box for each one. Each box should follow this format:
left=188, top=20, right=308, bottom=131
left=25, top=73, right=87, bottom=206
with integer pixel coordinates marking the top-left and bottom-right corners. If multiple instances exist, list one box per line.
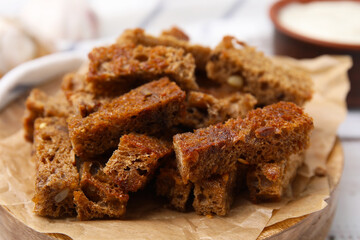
left=19, top=0, right=99, bottom=51
left=0, top=18, right=37, bottom=75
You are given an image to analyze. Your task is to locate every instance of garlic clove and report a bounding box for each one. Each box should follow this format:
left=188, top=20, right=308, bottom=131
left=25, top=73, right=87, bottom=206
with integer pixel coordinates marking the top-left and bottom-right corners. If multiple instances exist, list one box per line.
left=19, top=0, right=99, bottom=51
left=0, top=18, right=37, bottom=75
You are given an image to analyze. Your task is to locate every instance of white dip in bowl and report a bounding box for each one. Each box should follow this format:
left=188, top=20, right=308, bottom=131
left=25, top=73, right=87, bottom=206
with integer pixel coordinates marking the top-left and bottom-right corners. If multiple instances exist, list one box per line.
left=278, top=1, right=360, bottom=45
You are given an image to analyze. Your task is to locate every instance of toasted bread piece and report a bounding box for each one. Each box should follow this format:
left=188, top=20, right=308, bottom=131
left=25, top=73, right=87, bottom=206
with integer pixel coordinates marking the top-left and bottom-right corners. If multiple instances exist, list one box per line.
left=87, top=44, right=197, bottom=94
left=68, top=91, right=108, bottom=117
left=23, top=89, right=72, bottom=142
left=61, top=71, right=87, bottom=97
left=62, top=72, right=112, bottom=117
left=206, top=36, right=313, bottom=106
left=174, top=122, right=236, bottom=183
left=32, top=117, right=79, bottom=218
left=104, top=133, right=173, bottom=192
left=69, top=78, right=186, bottom=158
left=247, top=153, right=304, bottom=203
left=161, top=26, right=190, bottom=41
left=74, top=161, right=129, bottom=220
left=61, top=63, right=113, bottom=117
left=193, top=167, right=238, bottom=216
left=174, top=102, right=313, bottom=182
left=180, top=91, right=257, bottom=129
left=156, top=159, right=193, bottom=211
left=228, top=102, right=313, bottom=164
left=117, top=28, right=211, bottom=70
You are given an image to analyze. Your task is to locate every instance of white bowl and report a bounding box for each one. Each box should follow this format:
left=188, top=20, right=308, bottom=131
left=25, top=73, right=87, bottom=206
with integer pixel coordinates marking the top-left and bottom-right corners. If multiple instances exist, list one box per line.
left=0, top=51, right=86, bottom=110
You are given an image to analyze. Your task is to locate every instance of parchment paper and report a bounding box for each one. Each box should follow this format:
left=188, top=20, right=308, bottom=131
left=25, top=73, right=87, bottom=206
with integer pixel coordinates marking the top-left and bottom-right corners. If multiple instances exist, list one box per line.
left=264, top=55, right=351, bottom=227
left=0, top=55, right=351, bottom=240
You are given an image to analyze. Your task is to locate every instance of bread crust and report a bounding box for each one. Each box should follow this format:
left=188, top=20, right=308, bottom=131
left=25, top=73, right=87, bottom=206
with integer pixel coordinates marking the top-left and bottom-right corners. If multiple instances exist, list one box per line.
left=180, top=91, right=257, bottom=129
left=193, top=168, right=238, bottom=216
left=104, top=133, right=173, bottom=192
left=74, top=161, right=129, bottom=220
left=32, top=117, right=79, bottom=218
left=87, top=44, right=198, bottom=94
left=117, top=28, right=211, bottom=71
left=156, top=158, right=193, bottom=211
left=23, top=89, right=72, bottom=142
left=247, top=153, right=305, bottom=203
left=174, top=102, right=313, bottom=183
left=69, top=78, right=186, bottom=158
left=206, top=36, right=313, bottom=106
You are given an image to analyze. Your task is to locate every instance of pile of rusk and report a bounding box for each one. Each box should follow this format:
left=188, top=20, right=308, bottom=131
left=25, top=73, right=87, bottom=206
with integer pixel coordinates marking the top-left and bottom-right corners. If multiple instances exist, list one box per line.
left=24, top=27, right=314, bottom=220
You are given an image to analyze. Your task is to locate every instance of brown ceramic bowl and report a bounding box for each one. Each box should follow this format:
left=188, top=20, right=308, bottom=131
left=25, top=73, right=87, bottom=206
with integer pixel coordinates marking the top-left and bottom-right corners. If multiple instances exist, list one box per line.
left=270, top=0, right=360, bottom=108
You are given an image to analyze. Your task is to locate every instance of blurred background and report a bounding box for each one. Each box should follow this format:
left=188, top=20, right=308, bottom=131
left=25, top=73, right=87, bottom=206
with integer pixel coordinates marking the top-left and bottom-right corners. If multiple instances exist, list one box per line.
left=0, top=0, right=359, bottom=239
left=2, top=0, right=360, bottom=106
left=0, top=0, right=275, bottom=53
left=0, top=0, right=276, bottom=79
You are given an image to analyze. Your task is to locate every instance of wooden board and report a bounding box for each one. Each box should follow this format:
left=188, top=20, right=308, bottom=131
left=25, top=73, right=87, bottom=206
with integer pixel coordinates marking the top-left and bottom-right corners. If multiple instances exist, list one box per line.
left=0, top=78, right=344, bottom=240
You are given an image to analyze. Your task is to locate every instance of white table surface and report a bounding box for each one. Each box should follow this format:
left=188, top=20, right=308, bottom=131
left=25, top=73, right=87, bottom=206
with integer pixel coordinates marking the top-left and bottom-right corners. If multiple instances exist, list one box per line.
left=1, top=0, right=359, bottom=239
